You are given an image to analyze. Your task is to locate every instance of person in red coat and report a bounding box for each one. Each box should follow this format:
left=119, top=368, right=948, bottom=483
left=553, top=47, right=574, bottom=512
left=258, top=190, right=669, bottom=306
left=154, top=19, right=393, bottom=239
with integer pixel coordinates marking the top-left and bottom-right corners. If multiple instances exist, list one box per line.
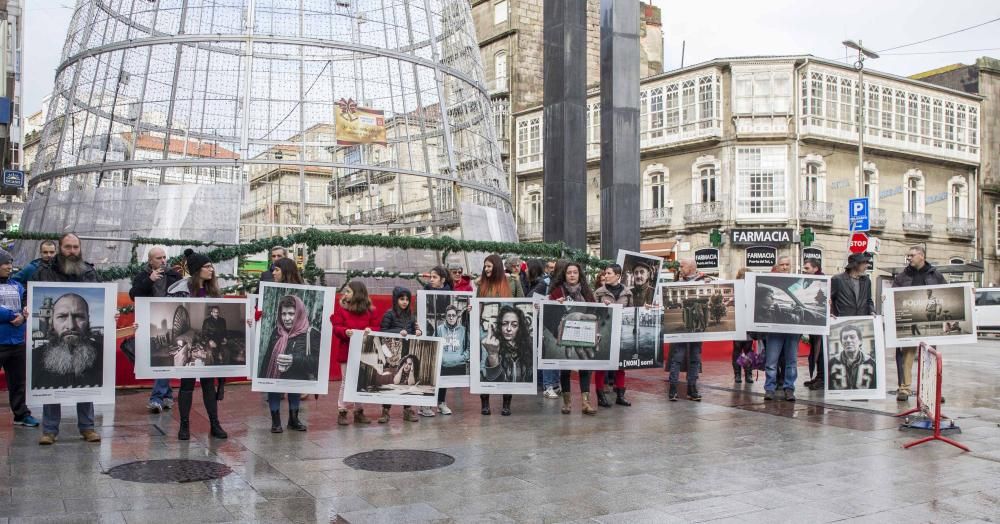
left=331, top=281, right=379, bottom=425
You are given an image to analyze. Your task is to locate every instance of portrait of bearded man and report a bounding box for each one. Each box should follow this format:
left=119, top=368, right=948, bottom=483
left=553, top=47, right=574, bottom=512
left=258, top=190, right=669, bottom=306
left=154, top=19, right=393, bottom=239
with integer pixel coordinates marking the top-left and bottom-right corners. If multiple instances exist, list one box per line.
left=31, top=293, right=104, bottom=389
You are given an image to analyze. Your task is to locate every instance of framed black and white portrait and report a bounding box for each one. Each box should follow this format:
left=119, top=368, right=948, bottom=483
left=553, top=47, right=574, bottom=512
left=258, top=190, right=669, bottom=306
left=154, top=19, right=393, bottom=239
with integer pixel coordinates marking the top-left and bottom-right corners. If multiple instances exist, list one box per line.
left=537, top=301, right=622, bottom=371
left=883, top=283, right=975, bottom=347
left=747, top=273, right=831, bottom=335
left=824, top=316, right=886, bottom=401
left=469, top=298, right=538, bottom=395
left=416, top=290, right=473, bottom=388
left=343, top=331, right=443, bottom=407
left=616, top=250, right=663, bottom=307
left=659, top=280, right=746, bottom=343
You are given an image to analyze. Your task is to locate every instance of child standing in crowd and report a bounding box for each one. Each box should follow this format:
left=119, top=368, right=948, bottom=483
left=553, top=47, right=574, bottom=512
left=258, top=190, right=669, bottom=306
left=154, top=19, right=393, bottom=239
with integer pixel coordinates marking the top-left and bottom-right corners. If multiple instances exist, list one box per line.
left=379, top=287, right=423, bottom=421
left=330, top=281, right=378, bottom=425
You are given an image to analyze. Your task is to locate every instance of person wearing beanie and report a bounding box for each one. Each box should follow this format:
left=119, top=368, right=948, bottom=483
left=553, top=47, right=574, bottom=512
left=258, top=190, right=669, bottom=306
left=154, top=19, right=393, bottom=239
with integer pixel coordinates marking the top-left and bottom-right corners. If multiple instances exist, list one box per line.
left=35, top=234, right=101, bottom=445
left=378, top=286, right=424, bottom=421
left=166, top=249, right=228, bottom=440
left=0, top=249, right=39, bottom=428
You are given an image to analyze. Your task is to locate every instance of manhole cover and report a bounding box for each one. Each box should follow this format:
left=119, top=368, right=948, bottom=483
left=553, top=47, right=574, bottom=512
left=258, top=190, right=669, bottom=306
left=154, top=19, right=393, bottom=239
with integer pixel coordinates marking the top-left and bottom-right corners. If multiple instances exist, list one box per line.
left=343, top=449, right=454, bottom=472
left=105, top=459, right=232, bottom=483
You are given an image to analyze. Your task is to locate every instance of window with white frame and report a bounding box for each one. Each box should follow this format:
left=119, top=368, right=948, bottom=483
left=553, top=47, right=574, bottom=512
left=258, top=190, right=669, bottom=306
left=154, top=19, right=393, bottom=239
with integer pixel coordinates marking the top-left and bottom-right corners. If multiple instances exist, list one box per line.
left=734, top=69, right=792, bottom=115
left=802, top=155, right=825, bottom=202
left=904, top=169, right=925, bottom=214
left=492, top=97, right=509, bottom=141
left=516, top=117, right=541, bottom=168
left=587, top=102, right=601, bottom=154
left=494, top=51, right=507, bottom=91
left=525, top=189, right=542, bottom=223
left=640, top=72, right=721, bottom=141
left=643, top=166, right=669, bottom=210
left=692, top=155, right=720, bottom=204
left=436, top=184, right=455, bottom=211
left=736, top=146, right=787, bottom=218
left=948, top=176, right=969, bottom=219
left=493, top=0, right=507, bottom=24
left=860, top=162, right=879, bottom=206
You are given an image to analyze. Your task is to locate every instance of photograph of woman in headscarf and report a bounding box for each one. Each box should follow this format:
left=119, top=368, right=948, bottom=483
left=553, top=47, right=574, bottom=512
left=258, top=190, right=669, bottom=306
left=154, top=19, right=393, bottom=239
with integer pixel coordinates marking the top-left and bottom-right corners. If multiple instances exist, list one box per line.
left=257, top=295, right=321, bottom=381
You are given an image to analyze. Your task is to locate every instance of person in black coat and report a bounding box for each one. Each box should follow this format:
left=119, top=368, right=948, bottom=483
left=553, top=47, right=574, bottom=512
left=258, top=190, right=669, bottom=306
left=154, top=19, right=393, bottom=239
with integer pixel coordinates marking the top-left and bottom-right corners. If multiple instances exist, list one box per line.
left=129, top=246, right=183, bottom=412
left=891, top=245, right=947, bottom=401
left=830, top=253, right=876, bottom=317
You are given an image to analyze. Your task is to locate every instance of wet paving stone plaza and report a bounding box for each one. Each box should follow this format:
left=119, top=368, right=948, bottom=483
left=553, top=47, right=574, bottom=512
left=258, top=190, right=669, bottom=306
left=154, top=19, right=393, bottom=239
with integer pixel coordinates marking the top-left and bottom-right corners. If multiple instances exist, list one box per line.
left=2, top=342, right=999, bottom=523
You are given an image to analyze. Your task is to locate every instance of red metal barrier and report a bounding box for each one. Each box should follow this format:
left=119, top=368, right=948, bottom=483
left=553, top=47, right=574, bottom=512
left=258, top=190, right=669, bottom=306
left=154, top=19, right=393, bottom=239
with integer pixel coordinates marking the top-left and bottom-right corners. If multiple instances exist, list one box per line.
left=895, top=343, right=969, bottom=452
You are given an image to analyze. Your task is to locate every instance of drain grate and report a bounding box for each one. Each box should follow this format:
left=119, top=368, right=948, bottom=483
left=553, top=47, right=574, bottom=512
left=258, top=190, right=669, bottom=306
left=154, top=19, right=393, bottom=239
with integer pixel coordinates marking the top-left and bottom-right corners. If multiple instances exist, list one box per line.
left=343, top=449, right=454, bottom=472
left=105, top=459, right=232, bottom=483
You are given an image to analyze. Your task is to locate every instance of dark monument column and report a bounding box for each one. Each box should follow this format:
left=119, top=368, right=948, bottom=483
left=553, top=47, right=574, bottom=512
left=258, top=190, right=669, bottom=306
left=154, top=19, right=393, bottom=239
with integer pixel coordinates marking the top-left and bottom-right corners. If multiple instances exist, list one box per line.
left=599, top=0, right=641, bottom=259
left=543, top=1, right=588, bottom=250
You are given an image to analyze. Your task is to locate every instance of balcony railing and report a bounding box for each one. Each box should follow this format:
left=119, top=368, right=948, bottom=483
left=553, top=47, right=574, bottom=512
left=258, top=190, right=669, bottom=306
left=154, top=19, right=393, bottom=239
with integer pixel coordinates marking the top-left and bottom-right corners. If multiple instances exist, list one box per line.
left=946, top=217, right=975, bottom=239
left=684, top=200, right=725, bottom=225
left=800, top=200, right=834, bottom=224
left=902, top=212, right=933, bottom=235
left=519, top=221, right=542, bottom=239
left=640, top=207, right=673, bottom=228
left=345, top=204, right=398, bottom=225
left=870, top=208, right=888, bottom=229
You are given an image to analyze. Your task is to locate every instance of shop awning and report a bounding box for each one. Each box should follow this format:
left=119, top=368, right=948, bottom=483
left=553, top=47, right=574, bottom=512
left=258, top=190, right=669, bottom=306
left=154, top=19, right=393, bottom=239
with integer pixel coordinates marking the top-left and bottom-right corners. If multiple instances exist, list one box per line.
left=640, top=241, right=676, bottom=257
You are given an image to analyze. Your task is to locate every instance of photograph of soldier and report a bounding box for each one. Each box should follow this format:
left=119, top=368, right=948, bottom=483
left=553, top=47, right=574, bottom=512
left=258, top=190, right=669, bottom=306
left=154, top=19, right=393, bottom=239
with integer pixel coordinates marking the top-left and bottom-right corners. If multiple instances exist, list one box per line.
left=30, top=289, right=106, bottom=390
left=616, top=250, right=663, bottom=307
left=824, top=317, right=885, bottom=400
left=749, top=273, right=831, bottom=335
left=660, top=281, right=743, bottom=342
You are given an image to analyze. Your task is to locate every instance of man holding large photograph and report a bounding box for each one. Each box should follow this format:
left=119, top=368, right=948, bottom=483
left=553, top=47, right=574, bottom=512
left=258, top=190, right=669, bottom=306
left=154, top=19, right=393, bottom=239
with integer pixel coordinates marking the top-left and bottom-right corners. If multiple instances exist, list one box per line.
left=891, top=245, right=945, bottom=402
left=668, top=259, right=707, bottom=402
left=34, top=233, right=102, bottom=445
left=762, top=256, right=800, bottom=402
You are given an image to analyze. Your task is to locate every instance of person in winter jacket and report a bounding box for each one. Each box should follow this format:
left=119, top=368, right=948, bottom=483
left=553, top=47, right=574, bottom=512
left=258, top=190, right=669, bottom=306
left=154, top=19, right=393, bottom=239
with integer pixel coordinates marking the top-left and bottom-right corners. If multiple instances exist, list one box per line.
left=548, top=261, right=600, bottom=415
left=505, top=256, right=526, bottom=297
left=424, top=266, right=457, bottom=415
left=35, top=234, right=102, bottom=445
left=167, top=249, right=229, bottom=441
left=12, top=240, right=56, bottom=285
left=476, top=254, right=516, bottom=415
left=379, top=287, right=424, bottom=420
left=802, top=259, right=826, bottom=391
left=593, top=264, right=633, bottom=407
left=0, top=249, right=38, bottom=428
left=892, top=245, right=947, bottom=401
left=448, top=263, right=475, bottom=292
left=129, top=246, right=184, bottom=413
left=668, top=258, right=710, bottom=402
left=258, top=257, right=315, bottom=433
left=330, top=281, right=379, bottom=425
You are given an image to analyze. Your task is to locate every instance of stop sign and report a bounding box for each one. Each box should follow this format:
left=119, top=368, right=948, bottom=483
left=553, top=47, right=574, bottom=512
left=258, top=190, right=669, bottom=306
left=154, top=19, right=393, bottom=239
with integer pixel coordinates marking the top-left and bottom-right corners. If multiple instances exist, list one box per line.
left=849, top=232, right=869, bottom=254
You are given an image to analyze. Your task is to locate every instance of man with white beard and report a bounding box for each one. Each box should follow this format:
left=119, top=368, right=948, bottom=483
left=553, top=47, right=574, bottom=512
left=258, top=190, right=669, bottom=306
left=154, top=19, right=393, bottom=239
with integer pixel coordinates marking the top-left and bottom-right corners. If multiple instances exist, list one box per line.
left=34, top=233, right=102, bottom=445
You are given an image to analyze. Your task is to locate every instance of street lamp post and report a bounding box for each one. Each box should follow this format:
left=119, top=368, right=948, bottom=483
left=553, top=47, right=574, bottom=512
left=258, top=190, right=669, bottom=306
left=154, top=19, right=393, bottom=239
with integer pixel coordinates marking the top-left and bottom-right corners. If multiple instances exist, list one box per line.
left=842, top=40, right=879, bottom=201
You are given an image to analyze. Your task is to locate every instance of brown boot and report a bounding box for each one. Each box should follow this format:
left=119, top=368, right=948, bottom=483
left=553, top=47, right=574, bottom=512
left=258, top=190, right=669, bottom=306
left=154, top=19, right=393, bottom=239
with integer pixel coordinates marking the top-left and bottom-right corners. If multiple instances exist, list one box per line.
left=353, top=408, right=372, bottom=424
left=403, top=407, right=420, bottom=422
left=337, top=409, right=349, bottom=426
left=561, top=392, right=572, bottom=414
left=378, top=407, right=390, bottom=424
left=581, top=393, right=597, bottom=416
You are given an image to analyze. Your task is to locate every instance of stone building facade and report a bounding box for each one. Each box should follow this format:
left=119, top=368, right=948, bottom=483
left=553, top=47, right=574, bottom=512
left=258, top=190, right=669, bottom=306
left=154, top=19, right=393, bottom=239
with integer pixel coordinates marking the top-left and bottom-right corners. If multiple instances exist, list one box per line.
left=512, top=56, right=982, bottom=279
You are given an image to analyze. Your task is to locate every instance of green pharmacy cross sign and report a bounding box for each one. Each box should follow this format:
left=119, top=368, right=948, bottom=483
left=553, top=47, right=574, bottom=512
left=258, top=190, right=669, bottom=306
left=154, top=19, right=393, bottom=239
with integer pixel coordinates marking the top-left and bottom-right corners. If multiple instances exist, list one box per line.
left=709, top=229, right=723, bottom=247
left=800, top=227, right=815, bottom=247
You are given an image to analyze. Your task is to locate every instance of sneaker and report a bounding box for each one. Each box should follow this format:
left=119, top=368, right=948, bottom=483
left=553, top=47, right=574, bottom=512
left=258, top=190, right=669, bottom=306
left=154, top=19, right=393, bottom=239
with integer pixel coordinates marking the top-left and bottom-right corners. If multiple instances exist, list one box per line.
left=784, top=389, right=796, bottom=402
left=437, top=403, right=452, bottom=415
left=687, top=385, right=702, bottom=402
left=147, top=401, right=163, bottom=414
left=418, top=407, right=436, bottom=417
left=162, top=398, right=174, bottom=410
left=80, top=430, right=101, bottom=442
left=39, top=433, right=56, bottom=445
left=764, top=390, right=775, bottom=401
left=668, top=384, right=678, bottom=402
left=543, top=386, right=559, bottom=399
left=14, top=415, right=40, bottom=427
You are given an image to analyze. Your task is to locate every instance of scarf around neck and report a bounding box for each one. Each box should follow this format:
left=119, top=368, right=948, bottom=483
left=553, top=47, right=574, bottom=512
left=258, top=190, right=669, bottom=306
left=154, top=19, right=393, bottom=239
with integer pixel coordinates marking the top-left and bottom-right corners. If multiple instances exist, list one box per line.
left=264, top=295, right=310, bottom=378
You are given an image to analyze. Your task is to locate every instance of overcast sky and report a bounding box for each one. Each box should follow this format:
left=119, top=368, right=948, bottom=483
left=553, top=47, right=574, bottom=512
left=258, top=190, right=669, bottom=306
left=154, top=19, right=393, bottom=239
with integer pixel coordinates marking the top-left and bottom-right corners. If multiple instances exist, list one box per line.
left=22, top=0, right=1000, bottom=116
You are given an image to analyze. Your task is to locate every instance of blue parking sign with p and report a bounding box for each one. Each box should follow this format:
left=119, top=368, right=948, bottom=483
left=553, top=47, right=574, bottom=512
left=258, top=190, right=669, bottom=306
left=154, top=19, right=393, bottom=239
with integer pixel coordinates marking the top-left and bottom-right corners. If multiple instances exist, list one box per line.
left=849, top=197, right=869, bottom=232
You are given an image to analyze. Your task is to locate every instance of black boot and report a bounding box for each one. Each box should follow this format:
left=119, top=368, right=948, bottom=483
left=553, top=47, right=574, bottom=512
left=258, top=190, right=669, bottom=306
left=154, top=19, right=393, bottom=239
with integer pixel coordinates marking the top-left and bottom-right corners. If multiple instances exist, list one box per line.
left=596, top=388, right=611, bottom=408
left=287, top=409, right=307, bottom=431
left=202, top=379, right=228, bottom=439
left=669, top=384, right=678, bottom=402
left=480, top=394, right=491, bottom=415
left=270, top=410, right=283, bottom=433
left=734, top=369, right=743, bottom=384
left=745, top=369, right=754, bottom=384
left=501, top=395, right=511, bottom=416
left=177, top=390, right=192, bottom=440
left=687, top=384, right=702, bottom=402
left=615, top=388, right=631, bottom=407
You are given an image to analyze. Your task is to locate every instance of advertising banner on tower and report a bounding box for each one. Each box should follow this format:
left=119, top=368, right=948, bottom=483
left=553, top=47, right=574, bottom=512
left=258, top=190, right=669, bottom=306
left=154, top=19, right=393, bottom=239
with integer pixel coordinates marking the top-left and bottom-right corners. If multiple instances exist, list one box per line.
left=334, top=98, right=387, bottom=146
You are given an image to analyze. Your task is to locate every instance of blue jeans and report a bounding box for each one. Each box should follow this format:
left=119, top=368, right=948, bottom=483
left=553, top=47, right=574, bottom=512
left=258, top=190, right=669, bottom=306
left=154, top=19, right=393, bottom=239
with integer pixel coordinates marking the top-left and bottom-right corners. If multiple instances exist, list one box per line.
left=267, top=393, right=301, bottom=411
left=669, top=342, right=702, bottom=385
left=149, top=379, right=173, bottom=404
left=542, top=369, right=559, bottom=388
left=42, top=403, right=95, bottom=435
left=765, top=334, right=800, bottom=392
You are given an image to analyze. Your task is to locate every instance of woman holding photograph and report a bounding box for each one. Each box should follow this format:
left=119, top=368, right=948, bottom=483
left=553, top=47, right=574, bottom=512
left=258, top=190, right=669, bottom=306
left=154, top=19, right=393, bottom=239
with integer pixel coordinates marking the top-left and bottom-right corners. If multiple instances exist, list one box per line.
left=593, top=264, right=633, bottom=407
left=259, top=258, right=318, bottom=433
left=166, top=250, right=228, bottom=440
left=424, top=265, right=457, bottom=415
left=476, top=254, right=516, bottom=416
left=549, top=261, right=598, bottom=415
left=330, top=281, right=379, bottom=426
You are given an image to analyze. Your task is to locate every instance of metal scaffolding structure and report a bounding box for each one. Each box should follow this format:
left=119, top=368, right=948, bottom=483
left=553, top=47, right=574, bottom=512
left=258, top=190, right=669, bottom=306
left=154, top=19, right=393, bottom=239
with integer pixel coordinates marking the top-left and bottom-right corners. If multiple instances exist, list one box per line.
left=22, top=0, right=513, bottom=268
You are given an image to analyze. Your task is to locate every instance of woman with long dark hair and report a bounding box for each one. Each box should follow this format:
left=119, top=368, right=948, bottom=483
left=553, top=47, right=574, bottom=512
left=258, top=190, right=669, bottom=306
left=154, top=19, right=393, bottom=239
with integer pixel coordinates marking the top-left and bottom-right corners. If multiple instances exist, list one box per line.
left=476, top=254, right=515, bottom=415
left=167, top=249, right=228, bottom=440
left=259, top=258, right=316, bottom=433
left=548, top=261, right=598, bottom=415
left=482, top=304, right=533, bottom=385
left=330, top=281, right=379, bottom=425
left=424, top=265, right=457, bottom=415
